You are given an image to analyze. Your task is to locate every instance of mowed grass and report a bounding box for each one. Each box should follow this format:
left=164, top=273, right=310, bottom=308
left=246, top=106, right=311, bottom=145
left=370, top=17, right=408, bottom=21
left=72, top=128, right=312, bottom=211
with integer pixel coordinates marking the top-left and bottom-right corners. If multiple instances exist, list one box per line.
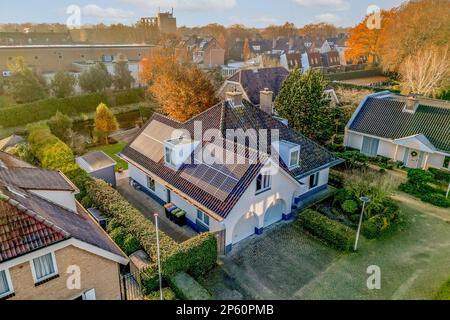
left=434, top=279, right=450, bottom=300
left=300, top=200, right=450, bottom=299
left=89, top=142, right=128, bottom=171
left=0, top=95, right=15, bottom=109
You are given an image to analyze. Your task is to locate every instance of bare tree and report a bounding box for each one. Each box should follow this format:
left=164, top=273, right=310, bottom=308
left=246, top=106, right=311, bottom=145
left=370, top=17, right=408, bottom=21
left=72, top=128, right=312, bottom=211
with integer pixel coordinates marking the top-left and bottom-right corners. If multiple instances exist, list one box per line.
left=399, top=46, right=449, bottom=97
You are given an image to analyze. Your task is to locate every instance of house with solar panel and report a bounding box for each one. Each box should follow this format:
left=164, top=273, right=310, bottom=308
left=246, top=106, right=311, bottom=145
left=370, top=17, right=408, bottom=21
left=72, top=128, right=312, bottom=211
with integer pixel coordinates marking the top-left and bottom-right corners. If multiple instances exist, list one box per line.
left=344, top=91, right=450, bottom=169
left=120, top=91, right=341, bottom=253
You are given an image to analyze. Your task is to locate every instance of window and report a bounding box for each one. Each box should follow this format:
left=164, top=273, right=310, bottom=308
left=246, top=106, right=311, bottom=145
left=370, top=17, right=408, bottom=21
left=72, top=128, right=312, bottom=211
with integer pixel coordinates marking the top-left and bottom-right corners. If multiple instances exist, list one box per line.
left=309, top=172, right=320, bottom=189
left=361, top=136, right=379, bottom=157
left=147, top=176, right=155, bottom=191
left=164, top=146, right=176, bottom=167
left=289, top=150, right=299, bottom=168
left=32, top=253, right=57, bottom=283
left=256, top=173, right=271, bottom=193
left=197, top=210, right=210, bottom=228
left=0, top=269, right=13, bottom=298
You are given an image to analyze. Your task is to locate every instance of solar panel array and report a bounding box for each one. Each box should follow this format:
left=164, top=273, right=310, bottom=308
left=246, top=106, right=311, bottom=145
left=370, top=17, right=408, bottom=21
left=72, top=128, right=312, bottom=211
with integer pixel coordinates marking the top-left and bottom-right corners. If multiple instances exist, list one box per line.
left=130, top=120, right=178, bottom=162
left=180, top=141, right=253, bottom=201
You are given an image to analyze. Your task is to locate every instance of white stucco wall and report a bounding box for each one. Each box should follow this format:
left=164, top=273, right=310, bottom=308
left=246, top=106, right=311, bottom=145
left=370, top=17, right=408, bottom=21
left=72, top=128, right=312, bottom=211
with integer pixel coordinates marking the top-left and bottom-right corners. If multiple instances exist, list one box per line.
left=129, top=163, right=167, bottom=201
left=428, top=153, right=446, bottom=168
left=30, top=190, right=77, bottom=213
left=345, top=131, right=363, bottom=150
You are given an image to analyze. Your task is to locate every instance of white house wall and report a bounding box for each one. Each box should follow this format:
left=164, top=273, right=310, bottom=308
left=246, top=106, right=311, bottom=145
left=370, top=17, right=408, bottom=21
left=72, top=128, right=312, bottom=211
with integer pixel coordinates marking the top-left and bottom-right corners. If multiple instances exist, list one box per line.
left=129, top=163, right=167, bottom=201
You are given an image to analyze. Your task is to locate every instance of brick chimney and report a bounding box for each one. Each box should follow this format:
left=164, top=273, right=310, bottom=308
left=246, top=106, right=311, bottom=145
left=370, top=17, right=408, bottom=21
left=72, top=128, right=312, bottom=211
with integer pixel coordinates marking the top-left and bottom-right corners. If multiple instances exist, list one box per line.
left=260, top=88, right=274, bottom=115
left=225, top=91, right=244, bottom=108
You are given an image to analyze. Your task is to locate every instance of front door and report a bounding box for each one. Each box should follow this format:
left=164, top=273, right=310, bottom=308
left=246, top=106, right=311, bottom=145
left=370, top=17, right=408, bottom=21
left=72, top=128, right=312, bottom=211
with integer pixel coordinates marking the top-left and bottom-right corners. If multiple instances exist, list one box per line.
left=406, top=149, right=421, bottom=168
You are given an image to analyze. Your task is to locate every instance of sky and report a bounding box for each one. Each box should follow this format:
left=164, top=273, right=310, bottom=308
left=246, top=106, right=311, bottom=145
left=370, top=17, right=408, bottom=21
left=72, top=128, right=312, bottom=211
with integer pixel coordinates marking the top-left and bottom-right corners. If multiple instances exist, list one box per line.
left=0, top=0, right=406, bottom=28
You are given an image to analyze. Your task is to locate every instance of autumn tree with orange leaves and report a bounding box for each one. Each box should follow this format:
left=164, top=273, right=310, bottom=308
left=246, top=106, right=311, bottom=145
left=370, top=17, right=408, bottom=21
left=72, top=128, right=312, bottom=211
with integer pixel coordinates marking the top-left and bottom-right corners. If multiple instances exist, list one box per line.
left=345, top=10, right=392, bottom=66
left=140, top=52, right=218, bottom=122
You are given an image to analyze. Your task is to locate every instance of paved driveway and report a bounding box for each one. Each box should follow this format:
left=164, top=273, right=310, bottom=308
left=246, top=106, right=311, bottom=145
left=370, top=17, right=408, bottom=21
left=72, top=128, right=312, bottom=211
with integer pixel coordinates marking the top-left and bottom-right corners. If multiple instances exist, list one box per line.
left=116, top=177, right=197, bottom=243
left=200, top=198, right=450, bottom=300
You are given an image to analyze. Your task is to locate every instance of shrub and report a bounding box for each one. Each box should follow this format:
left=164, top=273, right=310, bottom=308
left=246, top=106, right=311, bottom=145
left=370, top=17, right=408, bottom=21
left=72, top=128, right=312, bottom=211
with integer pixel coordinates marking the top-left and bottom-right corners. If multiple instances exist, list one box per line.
left=341, top=200, right=358, bottom=214
left=168, top=272, right=212, bottom=300
left=361, top=215, right=388, bottom=239
left=335, top=151, right=369, bottom=170
left=407, top=169, right=434, bottom=187
left=297, top=209, right=356, bottom=251
left=145, top=288, right=177, bottom=300
left=123, top=234, right=141, bottom=255
left=110, top=227, right=127, bottom=248
left=421, top=193, right=450, bottom=208
left=0, top=89, right=146, bottom=129
left=428, top=167, right=450, bottom=183
left=434, top=279, right=450, bottom=300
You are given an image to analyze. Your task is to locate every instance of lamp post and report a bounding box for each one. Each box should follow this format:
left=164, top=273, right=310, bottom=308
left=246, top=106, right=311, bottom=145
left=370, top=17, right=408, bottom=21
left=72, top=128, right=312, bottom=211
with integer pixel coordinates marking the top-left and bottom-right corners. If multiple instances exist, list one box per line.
left=446, top=182, right=449, bottom=199
left=154, top=213, right=163, bottom=300
left=354, top=196, right=370, bottom=251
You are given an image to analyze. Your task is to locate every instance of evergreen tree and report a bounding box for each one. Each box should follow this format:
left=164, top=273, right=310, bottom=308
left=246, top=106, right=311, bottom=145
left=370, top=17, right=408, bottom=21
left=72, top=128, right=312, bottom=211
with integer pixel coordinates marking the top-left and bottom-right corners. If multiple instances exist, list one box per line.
left=274, top=68, right=334, bottom=144
left=114, top=61, right=135, bottom=90
left=79, top=62, right=113, bottom=93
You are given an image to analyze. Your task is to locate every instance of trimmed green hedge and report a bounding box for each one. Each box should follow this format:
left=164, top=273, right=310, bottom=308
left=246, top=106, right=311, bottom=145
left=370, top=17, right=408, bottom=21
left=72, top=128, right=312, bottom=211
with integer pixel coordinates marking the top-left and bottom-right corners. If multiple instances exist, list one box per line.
left=168, top=272, right=212, bottom=300
left=86, top=179, right=218, bottom=293
left=145, top=288, right=177, bottom=300
left=428, top=167, right=450, bottom=183
left=297, top=209, right=356, bottom=251
left=327, top=69, right=383, bottom=81
left=0, top=88, right=145, bottom=128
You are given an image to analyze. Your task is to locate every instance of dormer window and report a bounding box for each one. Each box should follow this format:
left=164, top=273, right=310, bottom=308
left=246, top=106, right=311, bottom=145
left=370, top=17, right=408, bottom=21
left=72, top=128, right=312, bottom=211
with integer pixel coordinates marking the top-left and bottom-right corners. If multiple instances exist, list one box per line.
left=164, top=146, right=176, bottom=167
left=289, top=149, right=300, bottom=168
left=272, top=140, right=301, bottom=170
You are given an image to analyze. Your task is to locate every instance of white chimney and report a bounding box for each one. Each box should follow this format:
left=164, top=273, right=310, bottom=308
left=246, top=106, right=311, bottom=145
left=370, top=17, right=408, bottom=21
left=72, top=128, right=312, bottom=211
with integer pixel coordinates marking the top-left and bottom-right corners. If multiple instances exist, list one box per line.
left=260, top=88, right=273, bottom=115
left=404, top=95, right=419, bottom=113
left=225, top=91, right=244, bottom=108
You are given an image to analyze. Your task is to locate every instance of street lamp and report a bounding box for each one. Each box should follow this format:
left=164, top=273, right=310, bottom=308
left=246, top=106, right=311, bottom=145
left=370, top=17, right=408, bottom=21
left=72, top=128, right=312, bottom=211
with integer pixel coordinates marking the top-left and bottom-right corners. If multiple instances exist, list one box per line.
left=154, top=213, right=163, bottom=300
left=354, top=196, right=370, bottom=251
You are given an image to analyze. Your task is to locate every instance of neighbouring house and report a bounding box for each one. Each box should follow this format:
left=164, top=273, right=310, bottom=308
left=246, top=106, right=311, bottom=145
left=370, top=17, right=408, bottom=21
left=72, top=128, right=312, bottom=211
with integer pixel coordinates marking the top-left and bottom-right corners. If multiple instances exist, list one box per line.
left=218, top=67, right=290, bottom=112
left=280, top=52, right=302, bottom=71
left=0, top=151, right=128, bottom=300
left=344, top=92, right=450, bottom=169
left=76, top=151, right=117, bottom=187
left=218, top=66, right=339, bottom=112
left=0, top=135, right=25, bottom=151
left=120, top=92, right=342, bottom=253
left=176, top=36, right=225, bottom=69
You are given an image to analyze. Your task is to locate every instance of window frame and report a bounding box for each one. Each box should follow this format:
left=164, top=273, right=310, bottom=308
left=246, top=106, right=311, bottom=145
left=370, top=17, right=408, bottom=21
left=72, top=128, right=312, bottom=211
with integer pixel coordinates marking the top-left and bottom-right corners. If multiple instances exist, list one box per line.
left=196, top=210, right=210, bottom=229
left=164, top=146, right=176, bottom=167
left=289, top=149, right=300, bottom=168
left=309, top=172, right=320, bottom=189
left=0, top=268, right=14, bottom=299
left=256, top=173, right=271, bottom=194
left=147, top=175, right=156, bottom=192
left=30, top=252, right=58, bottom=284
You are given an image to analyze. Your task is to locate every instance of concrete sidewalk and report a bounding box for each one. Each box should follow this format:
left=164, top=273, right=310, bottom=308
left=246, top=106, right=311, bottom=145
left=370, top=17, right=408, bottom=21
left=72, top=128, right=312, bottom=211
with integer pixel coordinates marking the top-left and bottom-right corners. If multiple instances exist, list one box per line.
left=116, top=178, right=197, bottom=243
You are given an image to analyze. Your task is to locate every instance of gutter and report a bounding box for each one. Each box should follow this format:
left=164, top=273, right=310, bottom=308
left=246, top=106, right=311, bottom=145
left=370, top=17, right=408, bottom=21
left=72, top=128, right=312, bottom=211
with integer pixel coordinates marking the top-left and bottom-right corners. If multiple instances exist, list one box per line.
left=295, top=159, right=344, bottom=180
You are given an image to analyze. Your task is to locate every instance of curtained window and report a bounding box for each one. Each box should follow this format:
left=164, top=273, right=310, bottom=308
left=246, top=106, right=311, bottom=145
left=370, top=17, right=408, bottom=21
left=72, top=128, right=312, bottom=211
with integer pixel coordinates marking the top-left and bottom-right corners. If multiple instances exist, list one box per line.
left=32, top=253, right=56, bottom=281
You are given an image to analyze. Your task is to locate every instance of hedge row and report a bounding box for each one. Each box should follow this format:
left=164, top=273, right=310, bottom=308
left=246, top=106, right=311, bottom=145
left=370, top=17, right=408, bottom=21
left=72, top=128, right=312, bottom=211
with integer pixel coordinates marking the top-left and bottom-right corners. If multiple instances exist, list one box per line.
left=326, top=69, right=384, bottom=81
left=167, top=272, right=212, bottom=300
left=86, top=179, right=218, bottom=293
left=428, top=167, right=450, bottom=183
left=297, top=209, right=356, bottom=251
left=0, top=88, right=145, bottom=128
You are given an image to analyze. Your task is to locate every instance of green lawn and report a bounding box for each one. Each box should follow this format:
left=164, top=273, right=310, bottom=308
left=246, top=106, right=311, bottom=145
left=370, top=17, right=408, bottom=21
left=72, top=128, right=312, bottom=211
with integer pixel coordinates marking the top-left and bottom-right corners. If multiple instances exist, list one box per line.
left=300, top=199, right=450, bottom=299
left=0, top=95, right=15, bottom=109
left=89, top=142, right=128, bottom=171
left=434, top=279, right=450, bottom=300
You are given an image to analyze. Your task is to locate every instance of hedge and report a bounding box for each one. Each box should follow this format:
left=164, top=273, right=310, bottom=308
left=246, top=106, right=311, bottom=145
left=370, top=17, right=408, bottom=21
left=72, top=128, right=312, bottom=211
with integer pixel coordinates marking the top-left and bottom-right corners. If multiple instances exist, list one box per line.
left=326, top=69, right=384, bottom=81
left=168, top=272, right=212, bottom=300
left=27, top=124, right=92, bottom=197
left=86, top=179, right=218, bottom=293
left=145, top=288, right=177, bottom=300
left=297, top=209, right=356, bottom=251
left=428, top=167, right=450, bottom=183
left=0, top=88, right=145, bottom=128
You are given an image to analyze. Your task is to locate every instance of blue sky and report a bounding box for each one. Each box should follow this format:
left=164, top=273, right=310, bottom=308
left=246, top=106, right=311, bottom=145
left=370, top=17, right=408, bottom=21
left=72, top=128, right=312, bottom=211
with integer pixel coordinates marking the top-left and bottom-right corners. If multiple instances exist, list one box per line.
left=0, top=0, right=405, bottom=27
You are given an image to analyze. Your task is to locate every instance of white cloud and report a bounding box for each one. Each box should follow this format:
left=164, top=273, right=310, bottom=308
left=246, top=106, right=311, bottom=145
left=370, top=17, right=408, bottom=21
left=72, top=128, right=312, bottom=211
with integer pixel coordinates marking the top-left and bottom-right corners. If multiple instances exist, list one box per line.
left=315, top=13, right=342, bottom=24
left=292, top=0, right=350, bottom=11
left=121, top=0, right=237, bottom=12
left=81, top=4, right=135, bottom=22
